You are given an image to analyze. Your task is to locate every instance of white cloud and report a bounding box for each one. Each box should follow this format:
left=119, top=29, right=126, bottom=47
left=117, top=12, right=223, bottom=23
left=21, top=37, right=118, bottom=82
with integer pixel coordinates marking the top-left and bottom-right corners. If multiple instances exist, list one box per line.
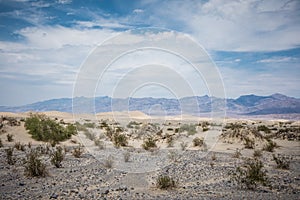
left=257, top=56, right=297, bottom=63
left=143, top=0, right=300, bottom=51
left=133, top=9, right=144, bottom=14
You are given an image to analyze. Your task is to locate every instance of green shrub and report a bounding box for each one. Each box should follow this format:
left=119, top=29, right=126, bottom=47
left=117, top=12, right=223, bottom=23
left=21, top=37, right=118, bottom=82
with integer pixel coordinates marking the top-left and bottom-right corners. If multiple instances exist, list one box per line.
left=272, top=154, right=291, bottom=170
left=50, top=146, right=65, bottom=168
left=6, top=134, right=14, bottom=142
left=156, top=175, right=176, bottom=190
left=24, top=150, right=47, bottom=177
left=83, top=122, right=95, bottom=128
left=257, top=125, right=271, bottom=133
left=113, top=133, right=128, bottom=147
left=178, top=124, right=197, bottom=135
left=229, top=158, right=269, bottom=190
left=5, top=147, right=16, bottom=165
left=25, top=113, right=77, bottom=143
left=142, top=137, right=157, bottom=150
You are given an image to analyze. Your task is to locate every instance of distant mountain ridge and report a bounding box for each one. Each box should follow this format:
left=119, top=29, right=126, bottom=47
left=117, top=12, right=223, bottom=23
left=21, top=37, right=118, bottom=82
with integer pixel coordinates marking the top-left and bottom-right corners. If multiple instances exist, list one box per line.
left=0, top=94, right=299, bottom=116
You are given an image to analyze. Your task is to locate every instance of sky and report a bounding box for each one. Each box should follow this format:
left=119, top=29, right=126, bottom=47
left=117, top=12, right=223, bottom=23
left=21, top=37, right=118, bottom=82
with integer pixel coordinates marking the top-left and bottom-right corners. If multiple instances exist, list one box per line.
left=0, top=0, right=299, bottom=106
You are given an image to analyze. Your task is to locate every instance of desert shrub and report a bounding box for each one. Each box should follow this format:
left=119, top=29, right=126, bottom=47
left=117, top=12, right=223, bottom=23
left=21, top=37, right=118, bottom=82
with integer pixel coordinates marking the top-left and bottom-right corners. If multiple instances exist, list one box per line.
left=202, top=127, right=209, bottom=132
left=244, top=137, right=255, bottom=149
left=14, top=141, right=26, bottom=151
left=83, top=122, right=95, bottom=128
left=5, top=147, right=16, bottom=165
left=123, top=151, right=131, bottom=162
left=74, top=122, right=88, bottom=132
left=72, top=145, right=84, bottom=158
left=104, top=155, right=114, bottom=168
left=142, top=136, right=157, bottom=150
left=168, top=150, right=180, bottom=162
left=272, top=154, right=291, bottom=170
left=180, top=141, right=188, bottom=151
left=0, top=138, right=3, bottom=148
left=94, top=138, right=105, bottom=149
left=6, top=134, right=14, bottom=142
left=113, top=133, right=128, bottom=147
left=211, top=152, right=217, bottom=161
left=229, top=158, right=269, bottom=190
left=28, top=142, right=32, bottom=149
left=24, top=149, right=47, bottom=177
left=156, top=175, right=176, bottom=190
left=127, top=121, right=139, bottom=129
left=193, top=137, right=204, bottom=147
left=50, top=146, right=65, bottom=168
left=263, top=139, right=278, bottom=152
left=166, top=136, right=174, bottom=147
left=178, top=124, right=197, bottom=135
left=257, top=125, right=271, bottom=133
left=232, top=148, right=242, bottom=158
left=25, top=113, right=77, bottom=143
left=224, top=123, right=243, bottom=130
left=253, top=149, right=262, bottom=157
left=84, top=131, right=96, bottom=141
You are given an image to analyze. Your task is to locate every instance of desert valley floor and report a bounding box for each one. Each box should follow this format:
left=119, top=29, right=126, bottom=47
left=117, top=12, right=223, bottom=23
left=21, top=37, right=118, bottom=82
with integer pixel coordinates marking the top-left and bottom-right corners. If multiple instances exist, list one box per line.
left=0, top=111, right=299, bottom=199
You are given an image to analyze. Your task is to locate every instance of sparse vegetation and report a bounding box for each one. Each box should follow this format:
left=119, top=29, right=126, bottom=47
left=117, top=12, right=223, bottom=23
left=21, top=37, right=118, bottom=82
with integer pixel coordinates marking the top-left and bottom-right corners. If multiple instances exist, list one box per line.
left=6, top=134, right=14, bottom=142
left=123, top=151, right=131, bottom=162
left=25, top=113, right=77, bottom=143
left=5, top=147, right=16, bottom=165
left=178, top=124, right=197, bottom=135
left=180, top=141, right=188, bottom=151
left=72, top=145, right=84, bottom=158
left=229, top=158, right=269, bottom=190
left=244, top=137, right=255, bottom=149
left=104, top=155, right=114, bottom=168
left=263, top=139, right=278, bottom=152
left=156, top=175, right=176, bottom=190
left=193, top=137, right=204, bottom=147
left=113, top=133, right=128, bottom=147
left=257, top=125, right=271, bottom=133
left=14, top=141, right=26, bottom=151
left=272, top=154, right=291, bottom=170
left=166, top=136, right=174, bottom=147
left=142, top=136, right=157, bottom=150
left=94, top=138, right=105, bottom=149
left=84, top=131, right=96, bottom=141
left=211, top=152, right=217, bottom=161
left=0, top=138, right=3, bottom=148
left=24, top=149, right=48, bottom=177
left=253, top=149, right=262, bottom=157
left=232, top=148, right=242, bottom=158
left=50, top=146, right=65, bottom=168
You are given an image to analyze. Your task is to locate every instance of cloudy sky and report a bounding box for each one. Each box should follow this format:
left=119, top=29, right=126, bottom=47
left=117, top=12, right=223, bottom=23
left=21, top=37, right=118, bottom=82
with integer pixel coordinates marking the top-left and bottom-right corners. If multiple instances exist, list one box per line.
left=0, top=0, right=299, bottom=106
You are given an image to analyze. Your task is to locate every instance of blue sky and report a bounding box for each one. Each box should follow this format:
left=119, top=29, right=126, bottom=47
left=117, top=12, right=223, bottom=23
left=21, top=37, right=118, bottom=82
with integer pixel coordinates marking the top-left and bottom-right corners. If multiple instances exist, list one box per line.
left=0, top=0, right=299, bottom=106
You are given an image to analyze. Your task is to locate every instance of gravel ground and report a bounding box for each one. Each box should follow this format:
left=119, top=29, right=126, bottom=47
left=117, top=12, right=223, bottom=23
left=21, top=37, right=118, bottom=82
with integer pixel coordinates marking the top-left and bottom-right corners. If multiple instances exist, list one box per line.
left=0, top=145, right=299, bottom=200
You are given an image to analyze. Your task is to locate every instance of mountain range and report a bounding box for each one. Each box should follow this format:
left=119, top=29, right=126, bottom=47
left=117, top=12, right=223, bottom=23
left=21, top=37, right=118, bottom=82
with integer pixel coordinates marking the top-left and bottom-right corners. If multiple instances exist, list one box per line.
left=0, top=93, right=299, bottom=117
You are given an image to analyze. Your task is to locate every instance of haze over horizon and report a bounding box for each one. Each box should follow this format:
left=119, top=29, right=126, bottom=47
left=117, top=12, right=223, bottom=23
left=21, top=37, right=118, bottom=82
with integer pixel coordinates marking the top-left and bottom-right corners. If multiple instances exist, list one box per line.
left=0, top=0, right=299, bottom=106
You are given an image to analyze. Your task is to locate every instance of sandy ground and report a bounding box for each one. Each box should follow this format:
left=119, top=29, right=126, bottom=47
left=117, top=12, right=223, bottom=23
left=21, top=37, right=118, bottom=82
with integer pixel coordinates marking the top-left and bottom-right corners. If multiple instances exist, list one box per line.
left=0, top=111, right=299, bottom=199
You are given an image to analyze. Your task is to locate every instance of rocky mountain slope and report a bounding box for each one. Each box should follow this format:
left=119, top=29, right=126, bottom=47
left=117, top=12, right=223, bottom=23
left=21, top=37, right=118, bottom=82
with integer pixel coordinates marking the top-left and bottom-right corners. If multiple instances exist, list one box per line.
left=0, top=94, right=299, bottom=116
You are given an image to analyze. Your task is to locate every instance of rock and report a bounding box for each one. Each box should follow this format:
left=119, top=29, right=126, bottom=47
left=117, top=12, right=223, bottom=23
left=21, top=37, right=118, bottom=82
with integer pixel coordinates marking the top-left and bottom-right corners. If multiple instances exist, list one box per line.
left=50, top=193, right=58, bottom=199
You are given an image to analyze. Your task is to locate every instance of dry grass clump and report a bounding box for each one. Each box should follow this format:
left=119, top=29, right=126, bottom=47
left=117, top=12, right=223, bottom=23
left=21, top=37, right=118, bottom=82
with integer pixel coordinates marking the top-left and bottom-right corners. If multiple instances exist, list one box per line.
left=156, top=175, right=177, bottom=190
left=263, top=139, right=278, bottom=152
left=229, top=157, right=269, bottom=190
left=113, top=133, right=128, bottom=147
left=272, top=154, right=291, bottom=170
left=104, top=155, right=114, bottom=168
left=142, top=136, right=157, bottom=150
left=72, top=145, right=84, bottom=158
left=24, top=149, right=48, bottom=177
left=6, top=134, right=14, bottom=142
left=50, top=146, right=65, bottom=168
left=14, top=141, right=26, bottom=151
left=5, top=147, right=16, bottom=165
